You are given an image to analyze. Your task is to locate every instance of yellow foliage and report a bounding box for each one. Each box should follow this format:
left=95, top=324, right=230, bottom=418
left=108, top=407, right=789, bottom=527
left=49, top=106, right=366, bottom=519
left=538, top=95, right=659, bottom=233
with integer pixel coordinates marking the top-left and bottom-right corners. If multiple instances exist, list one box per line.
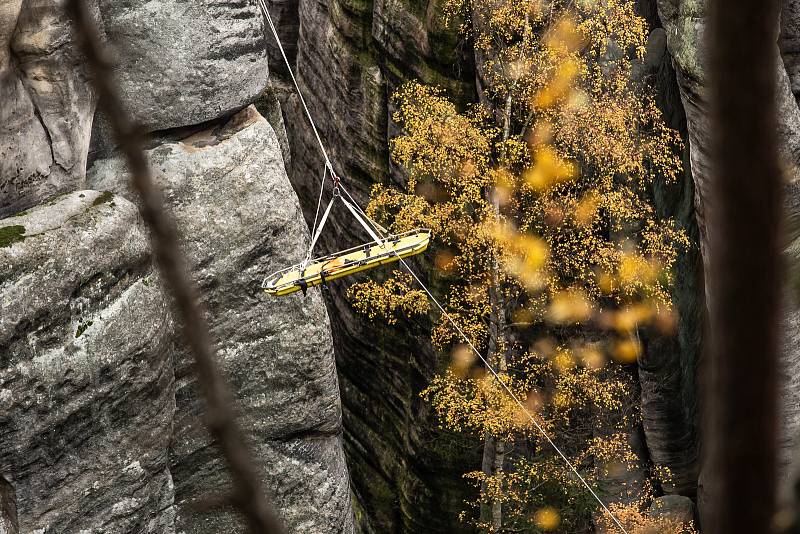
left=346, top=0, right=693, bottom=530
left=597, top=502, right=698, bottom=534
left=346, top=271, right=429, bottom=324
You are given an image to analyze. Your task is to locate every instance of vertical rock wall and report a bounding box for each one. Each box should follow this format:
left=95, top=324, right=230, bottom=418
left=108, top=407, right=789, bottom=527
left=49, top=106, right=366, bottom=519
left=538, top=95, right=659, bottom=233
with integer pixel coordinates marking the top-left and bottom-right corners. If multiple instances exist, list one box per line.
left=268, top=0, right=478, bottom=530
left=656, top=0, right=800, bottom=520
left=634, top=0, right=704, bottom=498
left=0, top=0, right=98, bottom=219
left=88, top=107, right=354, bottom=533
left=0, top=191, right=176, bottom=533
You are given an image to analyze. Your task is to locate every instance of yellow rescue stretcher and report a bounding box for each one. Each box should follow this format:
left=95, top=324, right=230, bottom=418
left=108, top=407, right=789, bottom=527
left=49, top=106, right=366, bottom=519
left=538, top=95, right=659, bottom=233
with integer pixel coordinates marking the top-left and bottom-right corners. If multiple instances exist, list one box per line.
left=263, top=229, right=431, bottom=296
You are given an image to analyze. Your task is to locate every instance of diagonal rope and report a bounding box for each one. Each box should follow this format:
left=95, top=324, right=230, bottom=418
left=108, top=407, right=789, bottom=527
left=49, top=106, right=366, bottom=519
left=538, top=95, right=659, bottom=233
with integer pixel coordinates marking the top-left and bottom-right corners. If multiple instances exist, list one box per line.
left=337, top=181, right=629, bottom=534
left=255, top=3, right=629, bottom=529
left=398, top=258, right=628, bottom=534
left=258, top=0, right=334, bottom=173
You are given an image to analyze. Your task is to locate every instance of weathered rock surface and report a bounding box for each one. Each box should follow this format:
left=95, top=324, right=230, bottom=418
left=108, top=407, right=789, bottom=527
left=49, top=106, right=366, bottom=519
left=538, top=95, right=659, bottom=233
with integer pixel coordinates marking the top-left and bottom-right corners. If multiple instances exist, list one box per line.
left=0, top=190, right=176, bottom=533
left=631, top=1, right=703, bottom=498
left=88, top=106, right=354, bottom=533
left=0, top=0, right=98, bottom=218
left=96, top=0, right=270, bottom=132
left=649, top=494, right=696, bottom=525
left=273, top=0, right=478, bottom=529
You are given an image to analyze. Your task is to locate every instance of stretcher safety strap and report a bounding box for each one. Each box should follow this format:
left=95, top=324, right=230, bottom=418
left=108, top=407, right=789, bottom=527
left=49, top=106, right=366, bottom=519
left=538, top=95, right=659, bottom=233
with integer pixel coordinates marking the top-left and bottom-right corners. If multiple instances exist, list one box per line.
left=341, top=196, right=385, bottom=245
left=303, top=195, right=336, bottom=268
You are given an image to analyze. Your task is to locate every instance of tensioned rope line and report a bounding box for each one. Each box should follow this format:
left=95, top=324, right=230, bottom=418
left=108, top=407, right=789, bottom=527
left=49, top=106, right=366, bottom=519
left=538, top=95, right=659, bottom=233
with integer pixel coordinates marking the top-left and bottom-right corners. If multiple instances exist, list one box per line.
left=256, top=2, right=629, bottom=531
left=258, top=0, right=335, bottom=174
left=304, top=165, right=329, bottom=267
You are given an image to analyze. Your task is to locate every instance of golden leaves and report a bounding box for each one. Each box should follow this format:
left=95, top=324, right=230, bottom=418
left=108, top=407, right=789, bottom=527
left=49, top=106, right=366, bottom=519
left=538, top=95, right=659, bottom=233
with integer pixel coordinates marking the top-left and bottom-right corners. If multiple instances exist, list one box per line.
left=523, top=146, right=578, bottom=191
left=491, top=221, right=550, bottom=291
left=347, top=0, right=694, bottom=530
left=597, top=501, right=698, bottom=534
left=546, top=289, right=593, bottom=324
left=534, top=506, right=561, bottom=531
left=346, top=271, right=429, bottom=324
left=420, top=369, right=534, bottom=440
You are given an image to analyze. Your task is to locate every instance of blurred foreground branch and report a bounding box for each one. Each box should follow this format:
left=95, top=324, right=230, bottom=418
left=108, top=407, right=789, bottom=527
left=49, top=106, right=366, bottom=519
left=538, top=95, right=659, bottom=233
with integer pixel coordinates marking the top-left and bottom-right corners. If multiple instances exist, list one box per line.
left=706, top=0, right=783, bottom=531
left=65, top=2, right=284, bottom=532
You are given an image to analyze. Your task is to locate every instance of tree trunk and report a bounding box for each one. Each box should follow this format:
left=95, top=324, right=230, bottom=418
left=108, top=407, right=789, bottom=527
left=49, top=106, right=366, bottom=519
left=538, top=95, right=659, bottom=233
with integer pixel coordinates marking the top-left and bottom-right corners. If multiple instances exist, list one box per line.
left=704, top=0, right=783, bottom=531
left=472, top=14, right=515, bottom=528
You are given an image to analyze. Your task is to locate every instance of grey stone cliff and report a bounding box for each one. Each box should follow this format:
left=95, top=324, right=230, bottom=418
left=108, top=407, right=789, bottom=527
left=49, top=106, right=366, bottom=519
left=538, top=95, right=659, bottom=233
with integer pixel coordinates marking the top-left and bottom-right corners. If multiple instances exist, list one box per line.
left=0, top=191, right=176, bottom=533
left=88, top=106, right=354, bottom=534
left=0, top=0, right=355, bottom=529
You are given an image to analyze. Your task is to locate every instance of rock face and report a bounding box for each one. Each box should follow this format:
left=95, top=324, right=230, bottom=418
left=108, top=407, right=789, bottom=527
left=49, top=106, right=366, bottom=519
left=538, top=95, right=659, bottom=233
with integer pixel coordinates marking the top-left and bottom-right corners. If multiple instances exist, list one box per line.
left=269, top=0, right=479, bottom=529
left=96, top=0, right=270, bottom=132
left=649, top=494, right=696, bottom=525
left=88, top=106, right=354, bottom=533
left=0, top=0, right=98, bottom=218
left=1, top=0, right=354, bottom=527
left=631, top=1, right=703, bottom=498
left=0, top=191, right=176, bottom=533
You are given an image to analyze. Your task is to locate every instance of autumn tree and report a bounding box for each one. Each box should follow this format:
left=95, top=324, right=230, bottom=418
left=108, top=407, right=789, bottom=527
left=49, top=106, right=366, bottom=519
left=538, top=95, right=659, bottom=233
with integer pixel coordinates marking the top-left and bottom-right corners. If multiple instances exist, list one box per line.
left=348, top=0, right=692, bottom=531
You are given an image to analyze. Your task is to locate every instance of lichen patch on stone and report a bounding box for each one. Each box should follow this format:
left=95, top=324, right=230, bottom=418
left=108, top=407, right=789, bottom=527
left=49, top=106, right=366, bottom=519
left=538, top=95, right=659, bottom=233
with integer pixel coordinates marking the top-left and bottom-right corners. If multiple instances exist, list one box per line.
left=0, top=225, right=25, bottom=248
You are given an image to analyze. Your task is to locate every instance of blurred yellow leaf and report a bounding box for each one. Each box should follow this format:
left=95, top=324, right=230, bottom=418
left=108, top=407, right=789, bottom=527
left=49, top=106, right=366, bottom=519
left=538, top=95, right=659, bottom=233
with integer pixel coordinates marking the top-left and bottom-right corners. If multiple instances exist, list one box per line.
left=534, top=59, right=580, bottom=109
left=576, top=344, right=605, bottom=369
left=435, top=250, right=456, bottom=274
left=449, top=344, right=476, bottom=378
left=547, top=289, right=593, bottom=324
left=612, top=337, right=641, bottom=363
left=534, top=506, right=561, bottom=531
left=523, top=146, right=577, bottom=191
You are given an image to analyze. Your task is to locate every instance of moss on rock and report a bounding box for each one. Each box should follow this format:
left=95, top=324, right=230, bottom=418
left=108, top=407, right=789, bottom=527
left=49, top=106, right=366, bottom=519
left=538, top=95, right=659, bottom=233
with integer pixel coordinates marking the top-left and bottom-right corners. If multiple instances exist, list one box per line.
left=92, top=191, right=115, bottom=206
left=0, top=225, right=25, bottom=248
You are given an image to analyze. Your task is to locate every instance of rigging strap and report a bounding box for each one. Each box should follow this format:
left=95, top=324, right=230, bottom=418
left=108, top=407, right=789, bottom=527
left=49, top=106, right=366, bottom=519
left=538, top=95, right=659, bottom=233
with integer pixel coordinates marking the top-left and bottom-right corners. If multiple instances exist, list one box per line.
left=341, top=196, right=384, bottom=245
left=257, top=0, right=334, bottom=174
left=303, top=191, right=338, bottom=268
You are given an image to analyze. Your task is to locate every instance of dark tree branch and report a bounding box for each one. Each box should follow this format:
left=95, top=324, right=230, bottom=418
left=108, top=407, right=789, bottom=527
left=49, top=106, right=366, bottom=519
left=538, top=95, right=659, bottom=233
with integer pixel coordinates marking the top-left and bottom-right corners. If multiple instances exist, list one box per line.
left=706, top=0, right=783, bottom=531
left=65, top=2, right=284, bottom=532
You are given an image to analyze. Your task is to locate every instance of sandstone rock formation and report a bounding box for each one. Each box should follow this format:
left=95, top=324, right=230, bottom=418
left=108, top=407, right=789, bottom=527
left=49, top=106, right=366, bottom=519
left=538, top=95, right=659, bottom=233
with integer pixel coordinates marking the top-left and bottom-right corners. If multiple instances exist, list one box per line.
left=631, top=1, right=703, bottom=498
left=1, top=0, right=355, bottom=525
left=656, top=0, right=800, bottom=477
left=96, top=0, right=270, bottom=132
left=0, top=0, right=98, bottom=219
left=649, top=494, right=696, bottom=526
left=0, top=191, right=176, bottom=532
left=88, top=106, right=354, bottom=533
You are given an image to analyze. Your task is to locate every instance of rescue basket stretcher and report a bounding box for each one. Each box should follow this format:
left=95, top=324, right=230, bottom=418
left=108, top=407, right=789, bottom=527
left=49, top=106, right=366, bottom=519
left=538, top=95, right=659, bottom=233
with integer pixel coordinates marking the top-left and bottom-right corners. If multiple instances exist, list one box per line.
left=262, top=229, right=431, bottom=296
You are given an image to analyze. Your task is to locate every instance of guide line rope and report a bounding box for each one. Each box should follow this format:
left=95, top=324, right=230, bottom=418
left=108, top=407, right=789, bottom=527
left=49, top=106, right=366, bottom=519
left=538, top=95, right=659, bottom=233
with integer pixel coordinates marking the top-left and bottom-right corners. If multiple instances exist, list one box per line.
left=258, top=0, right=334, bottom=174
left=304, top=165, right=330, bottom=268
left=257, top=2, right=629, bottom=531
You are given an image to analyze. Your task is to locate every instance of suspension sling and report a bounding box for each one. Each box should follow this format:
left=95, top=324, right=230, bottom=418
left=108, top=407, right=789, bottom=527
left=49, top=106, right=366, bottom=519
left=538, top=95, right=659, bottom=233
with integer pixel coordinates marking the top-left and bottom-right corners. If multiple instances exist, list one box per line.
left=255, top=0, right=430, bottom=297
left=262, top=181, right=430, bottom=296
